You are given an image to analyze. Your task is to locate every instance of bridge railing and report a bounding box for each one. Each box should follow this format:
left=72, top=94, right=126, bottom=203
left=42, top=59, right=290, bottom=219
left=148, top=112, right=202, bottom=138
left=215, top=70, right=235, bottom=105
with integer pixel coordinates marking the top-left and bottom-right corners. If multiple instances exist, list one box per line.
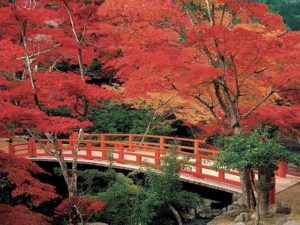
left=8, top=134, right=298, bottom=181
left=8, top=133, right=241, bottom=186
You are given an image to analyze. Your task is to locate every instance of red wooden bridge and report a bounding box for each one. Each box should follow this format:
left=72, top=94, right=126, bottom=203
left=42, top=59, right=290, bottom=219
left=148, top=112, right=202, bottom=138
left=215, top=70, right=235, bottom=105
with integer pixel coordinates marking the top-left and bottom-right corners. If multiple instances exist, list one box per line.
left=4, top=133, right=300, bottom=200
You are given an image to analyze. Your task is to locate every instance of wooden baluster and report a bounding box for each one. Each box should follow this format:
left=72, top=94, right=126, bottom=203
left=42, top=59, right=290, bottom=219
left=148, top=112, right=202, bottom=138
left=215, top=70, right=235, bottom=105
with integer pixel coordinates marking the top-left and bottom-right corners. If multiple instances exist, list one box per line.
left=218, top=169, right=225, bottom=182
left=119, top=144, right=124, bottom=163
left=28, top=137, right=36, bottom=157
left=100, top=134, right=106, bottom=149
left=136, top=155, right=142, bottom=165
left=86, top=142, right=92, bottom=160
left=128, top=134, right=134, bottom=151
left=100, top=134, right=107, bottom=159
left=155, top=148, right=161, bottom=167
left=8, top=139, right=14, bottom=155
left=159, top=137, right=165, bottom=150
left=195, top=141, right=202, bottom=178
left=195, top=156, right=203, bottom=178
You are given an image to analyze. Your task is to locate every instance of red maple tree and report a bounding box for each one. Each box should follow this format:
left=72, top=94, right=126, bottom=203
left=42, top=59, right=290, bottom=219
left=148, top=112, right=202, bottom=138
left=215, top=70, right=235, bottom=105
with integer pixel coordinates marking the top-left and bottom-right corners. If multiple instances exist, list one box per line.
left=97, top=0, right=300, bottom=210
left=0, top=1, right=113, bottom=224
left=0, top=151, right=58, bottom=225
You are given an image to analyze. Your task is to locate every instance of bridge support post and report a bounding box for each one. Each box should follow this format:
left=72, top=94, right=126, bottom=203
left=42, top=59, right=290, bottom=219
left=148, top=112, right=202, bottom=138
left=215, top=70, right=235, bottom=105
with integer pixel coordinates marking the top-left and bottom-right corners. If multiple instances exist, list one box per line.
left=277, top=161, right=288, bottom=178
left=28, top=138, right=36, bottom=157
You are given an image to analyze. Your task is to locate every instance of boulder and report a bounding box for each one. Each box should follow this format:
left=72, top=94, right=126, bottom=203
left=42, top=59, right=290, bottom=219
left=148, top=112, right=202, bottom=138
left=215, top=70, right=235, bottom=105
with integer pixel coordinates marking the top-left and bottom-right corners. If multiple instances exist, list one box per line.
left=181, top=208, right=196, bottom=222
left=230, top=222, right=246, bottom=225
left=225, top=209, right=241, bottom=217
left=283, top=222, right=300, bottom=225
left=234, top=212, right=249, bottom=223
left=276, top=202, right=292, bottom=215
left=275, top=217, right=288, bottom=225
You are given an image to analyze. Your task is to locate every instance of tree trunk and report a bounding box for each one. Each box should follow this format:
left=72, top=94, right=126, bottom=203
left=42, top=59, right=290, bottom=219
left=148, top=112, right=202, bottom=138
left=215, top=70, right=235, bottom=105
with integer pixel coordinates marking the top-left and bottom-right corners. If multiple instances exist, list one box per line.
left=257, top=167, right=274, bottom=216
left=240, top=168, right=256, bottom=210
left=169, top=204, right=183, bottom=225
left=233, top=125, right=256, bottom=210
left=69, top=182, right=79, bottom=225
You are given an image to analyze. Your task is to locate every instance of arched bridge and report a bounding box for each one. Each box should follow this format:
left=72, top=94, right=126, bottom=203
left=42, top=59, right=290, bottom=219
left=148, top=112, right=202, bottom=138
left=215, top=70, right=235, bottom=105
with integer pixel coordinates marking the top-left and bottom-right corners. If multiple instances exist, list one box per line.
left=6, top=133, right=300, bottom=199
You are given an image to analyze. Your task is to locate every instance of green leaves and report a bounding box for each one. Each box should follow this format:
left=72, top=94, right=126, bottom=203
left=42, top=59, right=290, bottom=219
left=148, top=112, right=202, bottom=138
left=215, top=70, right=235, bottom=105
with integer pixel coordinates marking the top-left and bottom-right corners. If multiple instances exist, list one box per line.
left=97, top=147, right=201, bottom=225
left=215, top=127, right=297, bottom=171
left=87, top=102, right=175, bottom=135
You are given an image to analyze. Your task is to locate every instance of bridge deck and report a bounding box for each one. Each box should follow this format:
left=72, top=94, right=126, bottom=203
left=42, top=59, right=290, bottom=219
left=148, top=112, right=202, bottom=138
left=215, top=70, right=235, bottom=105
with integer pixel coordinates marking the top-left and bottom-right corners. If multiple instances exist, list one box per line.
left=30, top=157, right=243, bottom=193
left=1, top=134, right=300, bottom=197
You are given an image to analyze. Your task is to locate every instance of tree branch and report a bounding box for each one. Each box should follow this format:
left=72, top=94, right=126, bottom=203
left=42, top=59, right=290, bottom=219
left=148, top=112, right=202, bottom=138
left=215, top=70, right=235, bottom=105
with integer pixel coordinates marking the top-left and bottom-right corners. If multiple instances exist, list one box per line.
left=241, top=88, right=276, bottom=119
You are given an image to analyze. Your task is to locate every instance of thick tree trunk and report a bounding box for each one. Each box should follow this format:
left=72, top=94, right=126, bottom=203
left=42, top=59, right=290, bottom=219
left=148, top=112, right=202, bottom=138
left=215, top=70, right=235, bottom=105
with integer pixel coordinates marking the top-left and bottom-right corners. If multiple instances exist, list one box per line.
left=257, top=168, right=274, bottom=216
left=240, top=168, right=256, bottom=209
left=233, top=125, right=256, bottom=210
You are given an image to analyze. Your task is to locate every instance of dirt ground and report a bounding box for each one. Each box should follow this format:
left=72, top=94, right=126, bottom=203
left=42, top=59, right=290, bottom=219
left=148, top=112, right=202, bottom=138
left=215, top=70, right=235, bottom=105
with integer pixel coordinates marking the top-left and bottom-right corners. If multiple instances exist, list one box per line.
left=211, top=181, right=300, bottom=225
left=276, top=182, right=300, bottom=221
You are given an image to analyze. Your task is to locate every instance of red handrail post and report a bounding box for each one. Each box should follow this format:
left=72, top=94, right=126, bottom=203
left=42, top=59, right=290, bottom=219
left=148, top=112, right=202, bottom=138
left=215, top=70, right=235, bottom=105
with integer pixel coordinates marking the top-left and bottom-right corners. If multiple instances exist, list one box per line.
left=269, top=175, right=276, bottom=204
left=160, top=137, right=165, bottom=149
left=118, top=144, right=124, bottom=163
left=155, top=149, right=161, bottom=167
left=277, top=161, right=288, bottom=178
left=28, top=138, right=36, bottom=157
left=195, top=142, right=202, bottom=178
left=8, top=139, right=14, bottom=155
left=219, top=169, right=225, bottom=182
left=195, top=156, right=203, bottom=178
left=128, top=134, right=134, bottom=151
left=86, top=142, right=92, bottom=160
left=100, top=134, right=106, bottom=149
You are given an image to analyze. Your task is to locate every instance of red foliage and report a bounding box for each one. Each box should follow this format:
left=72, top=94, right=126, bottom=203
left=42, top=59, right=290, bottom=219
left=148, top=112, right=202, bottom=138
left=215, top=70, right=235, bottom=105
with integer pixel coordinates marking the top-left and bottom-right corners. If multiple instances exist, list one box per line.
left=0, top=1, right=115, bottom=137
left=0, top=151, right=58, bottom=206
left=98, top=0, right=300, bottom=136
left=0, top=204, right=50, bottom=225
left=55, top=197, right=107, bottom=220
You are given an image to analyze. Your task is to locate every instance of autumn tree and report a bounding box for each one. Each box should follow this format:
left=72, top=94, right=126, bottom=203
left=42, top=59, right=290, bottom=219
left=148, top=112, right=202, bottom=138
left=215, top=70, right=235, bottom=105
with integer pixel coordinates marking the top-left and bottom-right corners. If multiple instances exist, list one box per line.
left=97, top=0, right=300, bottom=210
left=0, top=1, right=114, bottom=224
left=0, top=151, right=58, bottom=225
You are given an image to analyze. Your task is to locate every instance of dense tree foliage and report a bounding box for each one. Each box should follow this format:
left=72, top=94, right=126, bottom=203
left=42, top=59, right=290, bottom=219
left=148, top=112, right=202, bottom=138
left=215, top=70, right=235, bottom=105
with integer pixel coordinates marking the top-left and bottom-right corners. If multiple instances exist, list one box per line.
left=0, top=0, right=299, bottom=223
left=97, top=148, right=200, bottom=225
left=0, top=151, right=58, bottom=225
left=215, top=127, right=300, bottom=219
left=256, top=0, right=300, bottom=30
left=98, top=0, right=300, bottom=209
left=87, top=102, right=175, bottom=135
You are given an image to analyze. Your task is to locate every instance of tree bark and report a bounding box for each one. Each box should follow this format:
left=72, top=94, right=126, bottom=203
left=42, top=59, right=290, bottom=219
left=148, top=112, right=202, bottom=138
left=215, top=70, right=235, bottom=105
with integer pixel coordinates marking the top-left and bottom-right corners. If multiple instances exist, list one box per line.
left=257, top=167, right=274, bottom=216
left=169, top=204, right=183, bottom=225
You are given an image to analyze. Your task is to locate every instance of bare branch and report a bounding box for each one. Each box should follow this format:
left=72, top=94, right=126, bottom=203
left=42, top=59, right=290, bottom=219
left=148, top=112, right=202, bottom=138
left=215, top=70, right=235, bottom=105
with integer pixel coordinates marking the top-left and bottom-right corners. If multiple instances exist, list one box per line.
left=241, top=88, right=276, bottom=119
left=227, top=0, right=250, bottom=28
left=26, top=129, right=56, bottom=157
